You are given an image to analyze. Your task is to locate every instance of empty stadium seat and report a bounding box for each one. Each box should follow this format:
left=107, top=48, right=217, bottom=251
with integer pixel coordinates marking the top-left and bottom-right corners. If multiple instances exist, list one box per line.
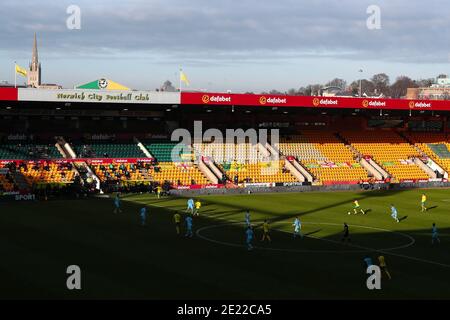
left=342, top=131, right=429, bottom=181
left=73, top=142, right=145, bottom=158
left=0, top=143, right=61, bottom=160
left=278, top=131, right=369, bottom=183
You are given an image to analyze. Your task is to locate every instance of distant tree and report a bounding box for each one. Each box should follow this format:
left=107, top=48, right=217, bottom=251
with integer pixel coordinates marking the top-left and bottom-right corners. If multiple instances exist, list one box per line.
left=160, top=80, right=176, bottom=92
left=325, top=78, right=346, bottom=90
left=306, top=84, right=322, bottom=96
left=415, top=78, right=434, bottom=87
left=269, top=89, right=283, bottom=95
left=371, top=73, right=390, bottom=96
left=390, top=76, right=417, bottom=98
left=437, top=74, right=448, bottom=79
left=297, top=87, right=308, bottom=96
left=287, top=88, right=298, bottom=96
left=350, top=79, right=375, bottom=97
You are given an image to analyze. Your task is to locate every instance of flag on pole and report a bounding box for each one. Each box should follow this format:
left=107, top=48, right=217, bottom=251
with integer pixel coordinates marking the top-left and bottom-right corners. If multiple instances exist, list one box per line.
left=180, top=70, right=190, bottom=86
left=15, top=64, right=27, bottom=77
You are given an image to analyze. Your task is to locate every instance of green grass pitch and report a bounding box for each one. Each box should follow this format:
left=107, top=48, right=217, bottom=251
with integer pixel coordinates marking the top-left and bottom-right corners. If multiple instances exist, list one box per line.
left=0, top=188, right=449, bottom=299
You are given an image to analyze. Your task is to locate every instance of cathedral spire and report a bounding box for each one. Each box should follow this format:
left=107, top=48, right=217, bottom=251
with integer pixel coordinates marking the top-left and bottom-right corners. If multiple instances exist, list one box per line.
left=32, top=32, right=38, bottom=69
left=28, top=33, right=41, bottom=87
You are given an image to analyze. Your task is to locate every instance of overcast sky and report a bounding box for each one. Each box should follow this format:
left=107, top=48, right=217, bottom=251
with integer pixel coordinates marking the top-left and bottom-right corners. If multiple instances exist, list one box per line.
left=0, top=0, right=449, bottom=92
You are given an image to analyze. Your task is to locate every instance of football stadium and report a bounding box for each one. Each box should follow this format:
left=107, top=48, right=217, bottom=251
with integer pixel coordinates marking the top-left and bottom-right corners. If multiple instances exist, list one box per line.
left=1, top=2, right=450, bottom=306
left=1, top=82, right=450, bottom=299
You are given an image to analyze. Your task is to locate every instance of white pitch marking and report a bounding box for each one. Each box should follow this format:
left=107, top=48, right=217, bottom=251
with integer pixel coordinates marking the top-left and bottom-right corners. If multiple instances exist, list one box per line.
left=196, top=221, right=415, bottom=254
left=127, top=199, right=450, bottom=268
left=197, top=222, right=450, bottom=268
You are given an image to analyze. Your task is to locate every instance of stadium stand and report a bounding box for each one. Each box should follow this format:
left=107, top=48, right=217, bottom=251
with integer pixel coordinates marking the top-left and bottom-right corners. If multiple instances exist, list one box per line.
left=342, top=131, right=430, bottom=181
left=19, top=162, right=76, bottom=185
left=278, top=131, right=370, bottom=184
left=151, top=162, right=210, bottom=185
left=0, top=143, right=61, bottom=159
left=194, top=142, right=298, bottom=183
left=73, top=142, right=145, bottom=158
left=405, top=132, right=450, bottom=174
left=91, top=162, right=150, bottom=183
left=140, top=141, right=209, bottom=185
left=0, top=164, right=17, bottom=192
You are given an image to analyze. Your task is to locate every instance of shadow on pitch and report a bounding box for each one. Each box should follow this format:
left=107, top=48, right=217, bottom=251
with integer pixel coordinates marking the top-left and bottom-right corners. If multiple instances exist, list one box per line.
left=304, top=229, right=321, bottom=236
left=399, top=215, right=408, bottom=222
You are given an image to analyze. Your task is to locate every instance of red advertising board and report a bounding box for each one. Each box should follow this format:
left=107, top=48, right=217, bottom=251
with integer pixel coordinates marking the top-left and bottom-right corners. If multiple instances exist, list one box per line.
left=0, top=158, right=154, bottom=165
left=181, top=92, right=450, bottom=111
left=0, top=88, right=18, bottom=101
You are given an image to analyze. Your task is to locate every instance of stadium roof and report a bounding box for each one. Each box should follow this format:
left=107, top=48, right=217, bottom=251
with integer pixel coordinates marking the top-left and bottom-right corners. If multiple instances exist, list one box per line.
left=1, top=87, right=450, bottom=111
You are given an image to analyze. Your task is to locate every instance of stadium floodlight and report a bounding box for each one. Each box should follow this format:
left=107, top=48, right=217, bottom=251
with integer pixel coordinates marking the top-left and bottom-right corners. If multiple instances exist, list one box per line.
left=359, top=69, right=363, bottom=97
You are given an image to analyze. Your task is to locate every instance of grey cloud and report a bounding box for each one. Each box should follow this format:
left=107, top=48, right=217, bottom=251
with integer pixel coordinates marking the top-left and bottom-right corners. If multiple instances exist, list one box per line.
left=0, top=0, right=449, bottom=64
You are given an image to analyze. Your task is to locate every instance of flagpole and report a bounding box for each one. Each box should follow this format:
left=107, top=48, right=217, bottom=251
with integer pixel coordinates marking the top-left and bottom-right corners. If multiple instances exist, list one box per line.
left=179, top=67, right=182, bottom=92
left=14, top=61, right=17, bottom=88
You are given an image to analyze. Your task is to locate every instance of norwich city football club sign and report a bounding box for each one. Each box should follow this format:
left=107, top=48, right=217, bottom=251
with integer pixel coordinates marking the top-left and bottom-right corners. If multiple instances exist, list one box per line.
left=18, top=89, right=181, bottom=105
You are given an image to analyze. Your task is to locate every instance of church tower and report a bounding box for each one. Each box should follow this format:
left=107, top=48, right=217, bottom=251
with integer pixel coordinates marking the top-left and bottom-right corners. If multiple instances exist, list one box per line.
left=27, top=33, right=41, bottom=88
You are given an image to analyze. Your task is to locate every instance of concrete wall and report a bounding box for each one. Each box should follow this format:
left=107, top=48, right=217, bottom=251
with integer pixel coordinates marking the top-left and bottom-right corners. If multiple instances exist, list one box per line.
left=198, top=159, right=218, bottom=184
left=284, top=159, right=305, bottom=182
left=413, top=158, right=437, bottom=179
left=169, top=181, right=450, bottom=197
left=360, top=158, right=383, bottom=180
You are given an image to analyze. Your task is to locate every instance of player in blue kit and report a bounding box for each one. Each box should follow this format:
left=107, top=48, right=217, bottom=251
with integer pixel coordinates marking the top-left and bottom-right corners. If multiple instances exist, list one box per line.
left=185, top=215, right=193, bottom=238
left=293, top=216, right=303, bottom=239
left=140, top=207, right=147, bottom=226
left=113, top=193, right=122, bottom=214
left=246, top=226, right=254, bottom=251
left=390, top=204, right=400, bottom=223
left=432, top=223, right=440, bottom=245
left=363, top=256, right=373, bottom=268
left=245, top=210, right=251, bottom=227
left=186, top=198, right=194, bottom=214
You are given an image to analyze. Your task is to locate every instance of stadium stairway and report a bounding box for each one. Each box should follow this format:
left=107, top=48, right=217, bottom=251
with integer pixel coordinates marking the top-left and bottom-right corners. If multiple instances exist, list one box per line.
left=56, top=137, right=76, bottom=159
left=265, top=142, right=308, bottom=182
left=335, top=132, right=387, bottom=180
left=402, top=132, right=449, bottom=179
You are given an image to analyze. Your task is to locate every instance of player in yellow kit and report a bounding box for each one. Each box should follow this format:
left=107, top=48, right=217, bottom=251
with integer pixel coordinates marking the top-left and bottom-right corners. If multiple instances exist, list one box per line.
left=173, top=212, right=181, bottom=235
left=421, top=193, right=427, bottom=212
left=261, top=220, right=272, bottom=243
left=378, top=255, right=392, bottom=280
left=194, top=200, right=201, bottom=216
left=156, top=186, right=162, bottom=199
left=352, top=199, right=365, bottom=215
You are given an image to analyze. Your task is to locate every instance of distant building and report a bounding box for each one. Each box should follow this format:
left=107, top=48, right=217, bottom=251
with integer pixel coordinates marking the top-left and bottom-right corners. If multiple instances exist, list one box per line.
left=407, top=76, right=450, bottom=100
left=26, top=33, right=61, bottom=89
left=0, top=81, right=26, bottom=88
